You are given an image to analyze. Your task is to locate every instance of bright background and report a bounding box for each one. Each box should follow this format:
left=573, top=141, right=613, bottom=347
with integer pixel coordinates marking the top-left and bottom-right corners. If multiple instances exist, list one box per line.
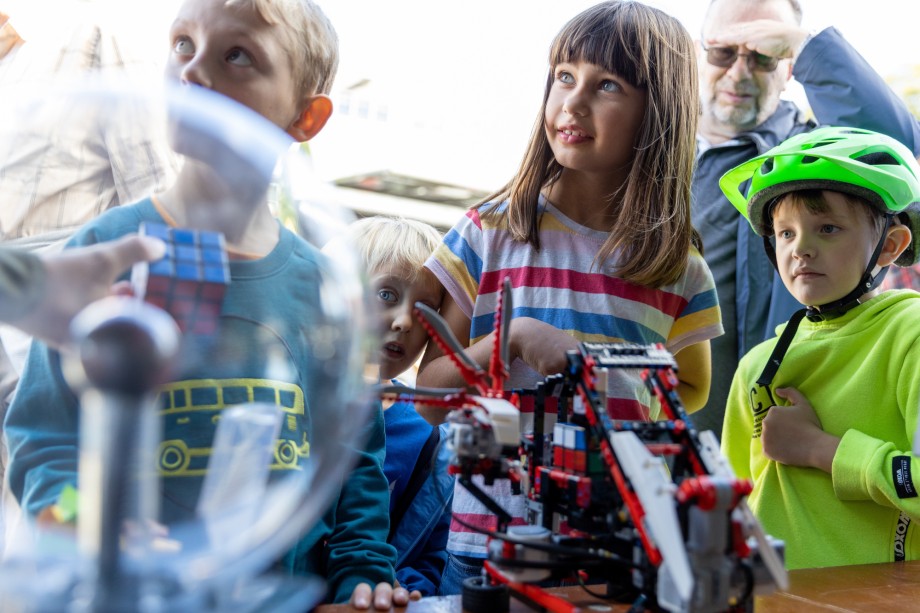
left=6, top=0, right=917, bottom=224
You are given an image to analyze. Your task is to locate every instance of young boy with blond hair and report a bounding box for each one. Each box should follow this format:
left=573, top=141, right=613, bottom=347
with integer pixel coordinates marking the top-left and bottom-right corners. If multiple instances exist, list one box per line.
left=4, top=0, right=410, bottom=607
left=345, top=216, right=451, bottom=597
left=719, top=126, right=920, bottom=569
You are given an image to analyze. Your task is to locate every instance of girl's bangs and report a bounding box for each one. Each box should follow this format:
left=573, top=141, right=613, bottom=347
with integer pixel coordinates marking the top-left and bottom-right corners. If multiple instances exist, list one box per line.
left=549, top=9, right=645, bottom=88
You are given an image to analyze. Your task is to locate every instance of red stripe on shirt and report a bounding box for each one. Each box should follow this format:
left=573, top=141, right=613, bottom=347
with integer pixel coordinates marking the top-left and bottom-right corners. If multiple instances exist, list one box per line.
left=467, top=209, right=483, bottom=230
left=450, top=512, right=528, bottom=534
left=480, top=267, right=688, bottom=318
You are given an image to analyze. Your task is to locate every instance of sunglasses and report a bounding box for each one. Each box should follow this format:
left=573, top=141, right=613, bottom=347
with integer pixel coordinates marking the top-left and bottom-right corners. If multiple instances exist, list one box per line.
left=703, top=45, right=780, bottom=72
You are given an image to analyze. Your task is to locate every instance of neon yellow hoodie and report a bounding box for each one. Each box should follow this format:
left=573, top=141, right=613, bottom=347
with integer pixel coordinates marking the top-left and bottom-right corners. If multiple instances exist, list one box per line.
left=722, top=290, right=920, bottom=569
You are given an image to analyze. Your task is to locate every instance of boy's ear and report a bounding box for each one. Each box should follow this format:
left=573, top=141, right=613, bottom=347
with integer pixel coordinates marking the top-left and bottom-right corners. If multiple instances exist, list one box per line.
left=288, top=95, right=333, bottom=142
left=877, top=223, right=912, bottom=267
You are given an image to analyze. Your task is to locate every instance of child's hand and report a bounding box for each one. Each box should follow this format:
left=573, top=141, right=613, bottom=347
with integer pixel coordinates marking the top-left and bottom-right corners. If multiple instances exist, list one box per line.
left=761, top=387, right=840, bottom=473
left=14, top=235, right=166, bottom=348
left=509, top=317, right=581, bottom=376
left=349, top=581, right=420, bottom=610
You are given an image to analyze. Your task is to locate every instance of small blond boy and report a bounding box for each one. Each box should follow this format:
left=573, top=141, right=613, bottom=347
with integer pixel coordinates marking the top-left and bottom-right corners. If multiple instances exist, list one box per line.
left=344, top=216, right=452, bottom=597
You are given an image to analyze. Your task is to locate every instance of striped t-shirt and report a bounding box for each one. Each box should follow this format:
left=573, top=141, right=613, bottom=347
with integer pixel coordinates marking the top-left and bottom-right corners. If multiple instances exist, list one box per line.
left=425, top=198, right=723, bottom=557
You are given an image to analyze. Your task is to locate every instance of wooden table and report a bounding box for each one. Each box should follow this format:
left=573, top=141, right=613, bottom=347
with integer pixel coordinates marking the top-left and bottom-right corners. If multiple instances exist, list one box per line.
left=316, top=561, right=920, bottom=613
left=755, top=560, right=920, bottom=612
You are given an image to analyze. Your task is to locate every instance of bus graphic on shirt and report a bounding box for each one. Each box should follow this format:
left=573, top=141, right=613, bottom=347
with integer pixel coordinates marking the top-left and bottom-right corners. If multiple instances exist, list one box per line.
left=156, top=377, right=309, bottom=477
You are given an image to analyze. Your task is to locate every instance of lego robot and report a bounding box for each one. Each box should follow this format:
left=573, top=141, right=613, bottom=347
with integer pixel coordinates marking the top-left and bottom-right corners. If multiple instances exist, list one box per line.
left=385, top=279, right=787, bottom=613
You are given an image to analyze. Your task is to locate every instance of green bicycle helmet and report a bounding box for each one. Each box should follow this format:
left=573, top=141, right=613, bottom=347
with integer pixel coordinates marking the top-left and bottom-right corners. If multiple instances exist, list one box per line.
left=720, top=126, right=920, bottom=266
left=720, top=127, right=920, bottom=389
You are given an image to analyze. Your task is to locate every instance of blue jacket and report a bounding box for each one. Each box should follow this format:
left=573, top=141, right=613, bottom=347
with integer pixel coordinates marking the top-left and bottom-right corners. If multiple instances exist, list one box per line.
left=690, top=27, right=920, bottom=435
left=384, top=395, right=453, bottom=596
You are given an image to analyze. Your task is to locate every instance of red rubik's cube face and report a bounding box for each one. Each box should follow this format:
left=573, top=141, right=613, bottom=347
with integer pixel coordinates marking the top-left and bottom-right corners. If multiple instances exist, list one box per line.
left=132, top=222, right=230, bottom=336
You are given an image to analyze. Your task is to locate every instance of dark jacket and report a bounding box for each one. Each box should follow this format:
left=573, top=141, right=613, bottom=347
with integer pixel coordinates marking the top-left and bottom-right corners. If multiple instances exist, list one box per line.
left=388, top=421, right=453, bottom=596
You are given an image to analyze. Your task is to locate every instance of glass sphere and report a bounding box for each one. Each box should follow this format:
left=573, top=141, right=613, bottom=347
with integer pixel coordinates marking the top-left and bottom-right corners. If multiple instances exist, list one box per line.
left=0, top=76, right=376, bottom=611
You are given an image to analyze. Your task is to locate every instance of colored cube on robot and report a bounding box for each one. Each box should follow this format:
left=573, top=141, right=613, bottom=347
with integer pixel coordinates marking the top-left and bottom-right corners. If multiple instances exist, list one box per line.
left=572, top=451, right=586, bottom=475
left=552, top=423, right=565, bottom=468
left=564, top=425, right=587, bottom=473
left=552, top=423, right=588, bottom=474
left=132, top=222, right=230, bottom=335
left=574, top=427, right=587, bottom=474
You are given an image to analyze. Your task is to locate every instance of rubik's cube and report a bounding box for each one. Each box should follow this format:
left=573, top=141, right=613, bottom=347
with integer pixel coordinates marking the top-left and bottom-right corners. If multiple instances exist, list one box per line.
left=552, top=422, right=588, bottom=474
left=132, top=222, right=230, bottom=335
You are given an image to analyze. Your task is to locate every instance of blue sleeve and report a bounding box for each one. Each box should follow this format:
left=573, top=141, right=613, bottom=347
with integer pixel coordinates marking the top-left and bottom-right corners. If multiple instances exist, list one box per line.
left=796, top=27, right=920, bottom=155
left=1, top=223, right=114, bottom=516
left=395, top=506, right=450, bottom=596
left=393, top=422, right=453, bottom=595
left=325, top=405, right=397, bottom=603
left=4, top=339, right=80, bottom=515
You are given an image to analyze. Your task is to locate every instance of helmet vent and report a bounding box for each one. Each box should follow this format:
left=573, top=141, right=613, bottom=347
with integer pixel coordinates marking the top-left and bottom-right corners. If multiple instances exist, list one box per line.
left=854, top=151, right=900, bottom=167
left=759, top=157, right=774, bottom=174
left=801, top=155, right=819, bottom=164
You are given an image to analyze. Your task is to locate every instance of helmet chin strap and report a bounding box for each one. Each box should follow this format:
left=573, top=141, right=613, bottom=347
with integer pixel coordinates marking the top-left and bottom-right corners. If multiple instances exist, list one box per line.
left=756, top=215, right=892, bottom=387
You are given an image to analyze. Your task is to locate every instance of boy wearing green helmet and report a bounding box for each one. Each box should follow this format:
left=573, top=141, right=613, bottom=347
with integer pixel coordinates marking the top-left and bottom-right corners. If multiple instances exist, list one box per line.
left=718, top=126, right=920, bottom=569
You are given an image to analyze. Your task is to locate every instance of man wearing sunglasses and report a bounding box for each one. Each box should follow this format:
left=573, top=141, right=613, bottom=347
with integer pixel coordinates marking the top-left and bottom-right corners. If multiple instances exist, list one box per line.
left=690, top=0, right=920, bottom=436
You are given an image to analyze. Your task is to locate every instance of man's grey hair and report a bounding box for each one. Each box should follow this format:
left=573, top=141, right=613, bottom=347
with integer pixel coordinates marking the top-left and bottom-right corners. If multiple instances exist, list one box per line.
left=704, top=0, right=804, bottom=30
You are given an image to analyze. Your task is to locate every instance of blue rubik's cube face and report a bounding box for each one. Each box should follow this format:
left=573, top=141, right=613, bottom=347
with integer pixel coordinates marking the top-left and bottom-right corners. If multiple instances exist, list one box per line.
left=132, top=222, right=230, bottom=336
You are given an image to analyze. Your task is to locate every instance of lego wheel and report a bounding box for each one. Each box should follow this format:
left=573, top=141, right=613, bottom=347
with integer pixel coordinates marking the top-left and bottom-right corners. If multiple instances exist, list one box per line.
left=461, top=576, right=510, bottom=613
